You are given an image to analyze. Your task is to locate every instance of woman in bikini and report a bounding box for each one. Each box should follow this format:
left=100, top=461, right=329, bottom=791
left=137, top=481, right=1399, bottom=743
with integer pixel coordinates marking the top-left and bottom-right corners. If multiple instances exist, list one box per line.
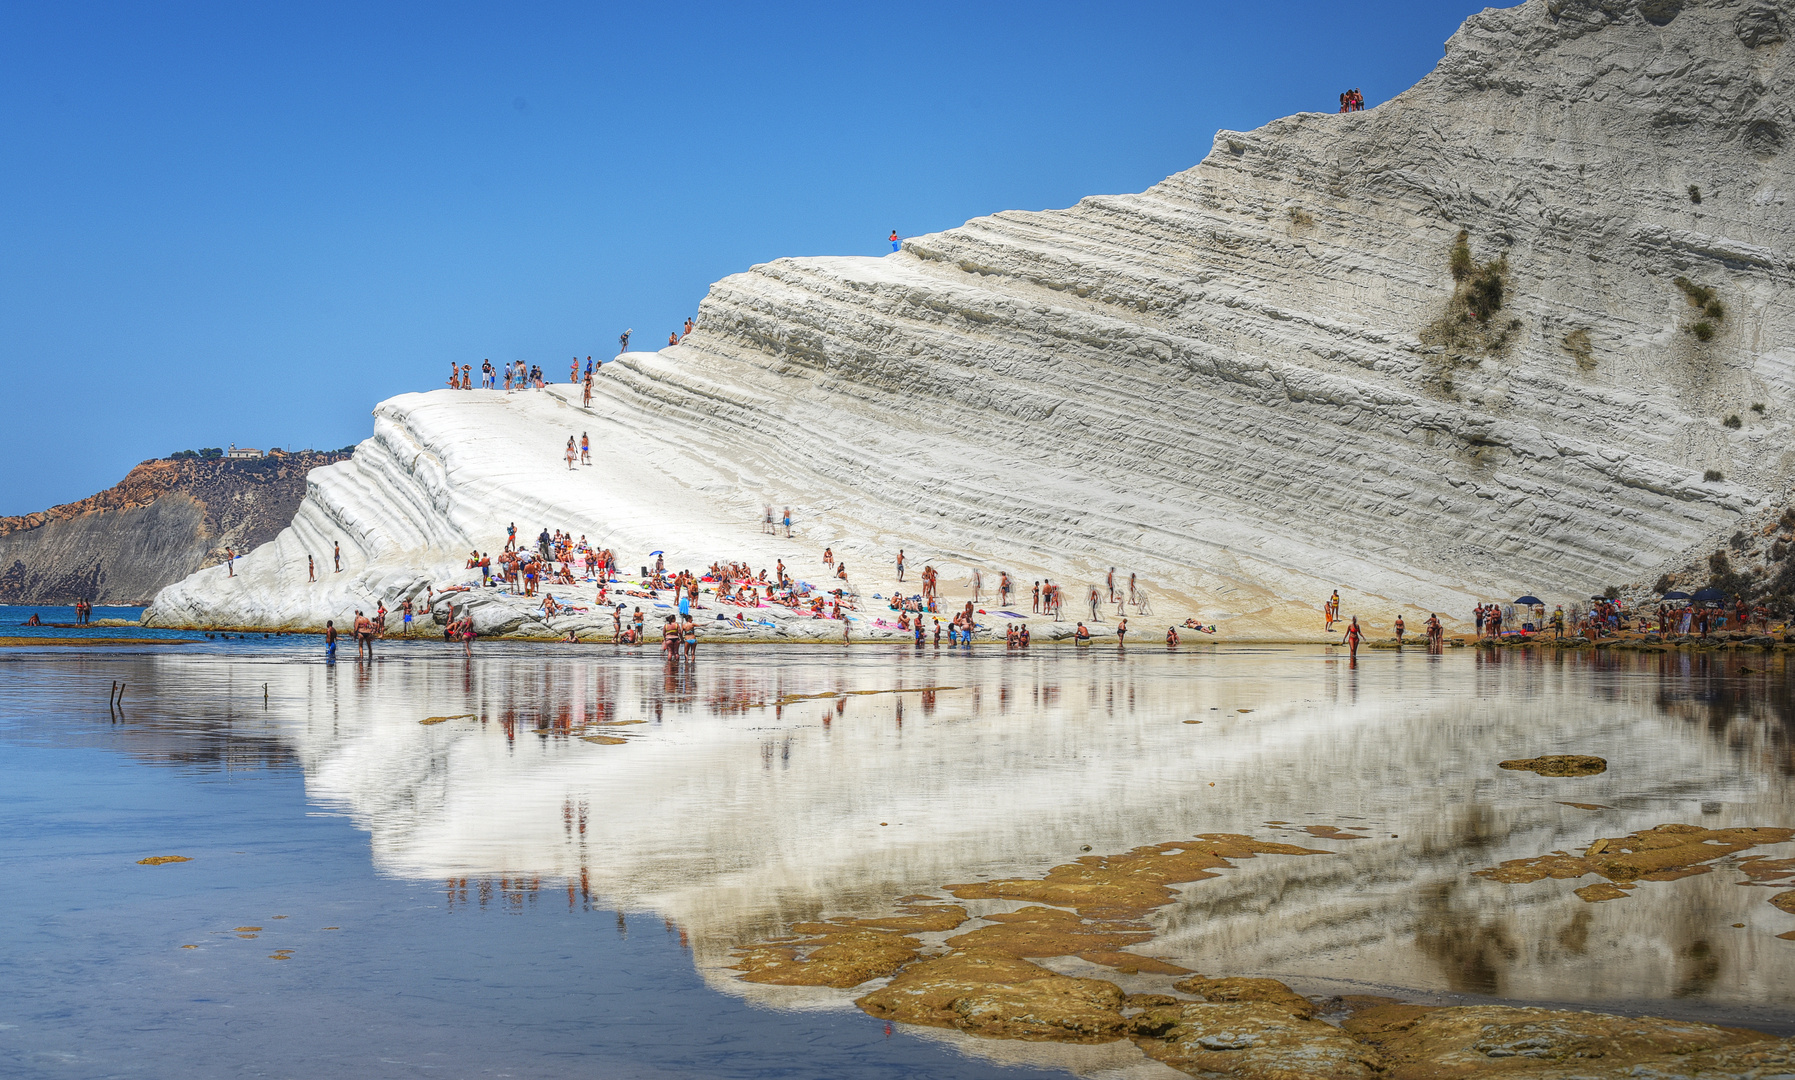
left=580, top=434, right=590, bottom=465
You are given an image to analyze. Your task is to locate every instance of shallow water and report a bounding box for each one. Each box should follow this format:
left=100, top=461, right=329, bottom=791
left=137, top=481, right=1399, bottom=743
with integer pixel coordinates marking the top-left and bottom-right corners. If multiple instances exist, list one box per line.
left=2, top=641, right=1792, bottom=1078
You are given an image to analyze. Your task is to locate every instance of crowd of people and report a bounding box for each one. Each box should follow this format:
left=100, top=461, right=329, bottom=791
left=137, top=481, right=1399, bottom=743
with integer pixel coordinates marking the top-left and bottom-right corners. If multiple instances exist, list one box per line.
left=1338, top=88, right=1365, bottom=112
left=1471, top=596, right=1777, bottom=640
left=1312, top=589, right=1784, bottom=663
left=436, top=322, right=701, bottom=397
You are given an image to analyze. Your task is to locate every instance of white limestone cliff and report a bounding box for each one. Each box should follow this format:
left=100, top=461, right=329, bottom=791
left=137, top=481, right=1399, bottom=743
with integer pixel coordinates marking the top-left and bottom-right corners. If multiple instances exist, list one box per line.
left=147, top=0, right=1795, bottom=637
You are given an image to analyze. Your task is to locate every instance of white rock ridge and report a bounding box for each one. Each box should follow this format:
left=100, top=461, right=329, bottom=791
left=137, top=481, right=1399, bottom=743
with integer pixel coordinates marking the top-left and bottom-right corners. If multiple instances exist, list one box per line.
left=148, top=0, right=1795, bottom=637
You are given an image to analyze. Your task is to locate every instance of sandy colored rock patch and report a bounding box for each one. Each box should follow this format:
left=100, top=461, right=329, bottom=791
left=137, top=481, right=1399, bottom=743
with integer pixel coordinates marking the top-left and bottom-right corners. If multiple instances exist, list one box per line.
left=945, top=904, right=1153, bottom=956
left=1172, top=976, right=1317, bottom=1019
left=946, top=834, right=1326, bottom=917
left=136, top=855, right=191, bottom=865
left=734, top=928, right=922, bottom=989
left=1369, top=1005, right=1771, bottom=1080
left=1476, top=825, right=1794, bottom=901
left=1485, top=1036, right=1795, bottom=1078
left=1498, top=756, right=1607, bottom=777
left=1137, top=1002, right=1380, bottom=1080
left=856, top=949, right=1127, bottom=1042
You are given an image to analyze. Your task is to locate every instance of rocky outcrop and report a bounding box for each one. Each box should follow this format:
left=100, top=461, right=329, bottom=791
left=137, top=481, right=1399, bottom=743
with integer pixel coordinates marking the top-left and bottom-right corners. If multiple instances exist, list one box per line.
left=148, top=0, right=1795, bottom=635
left=0, top=452, right=346, bottom=605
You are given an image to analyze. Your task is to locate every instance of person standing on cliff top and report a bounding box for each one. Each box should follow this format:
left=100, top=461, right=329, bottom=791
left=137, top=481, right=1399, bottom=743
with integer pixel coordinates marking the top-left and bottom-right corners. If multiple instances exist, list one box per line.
left=667, top=331, right=678, bottom=347
left=682, top=317, right=693, bottom=339
left=889, top=230, right=900, bottom=252
left=226, top=547, right=235, bottom=577
left=619, top=328, right=631, bottom=352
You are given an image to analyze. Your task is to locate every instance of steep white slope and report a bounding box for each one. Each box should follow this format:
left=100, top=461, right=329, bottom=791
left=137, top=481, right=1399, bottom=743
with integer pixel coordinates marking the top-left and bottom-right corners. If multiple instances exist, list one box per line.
left=149, top=0, right=1795, bottom=636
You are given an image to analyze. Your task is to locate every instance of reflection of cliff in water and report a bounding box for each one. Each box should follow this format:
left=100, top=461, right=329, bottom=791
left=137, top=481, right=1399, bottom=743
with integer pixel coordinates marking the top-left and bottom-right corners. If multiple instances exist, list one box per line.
left=9, top=646, right=1792, bottom=1017
left=0, top=653, right=298, bottom=773
left=1648, top=651, right=1795, bottom=776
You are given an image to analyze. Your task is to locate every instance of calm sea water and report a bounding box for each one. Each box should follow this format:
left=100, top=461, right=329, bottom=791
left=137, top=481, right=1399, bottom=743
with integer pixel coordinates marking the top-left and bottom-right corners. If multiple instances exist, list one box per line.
left=1, top=639, right=1791, bottom=1079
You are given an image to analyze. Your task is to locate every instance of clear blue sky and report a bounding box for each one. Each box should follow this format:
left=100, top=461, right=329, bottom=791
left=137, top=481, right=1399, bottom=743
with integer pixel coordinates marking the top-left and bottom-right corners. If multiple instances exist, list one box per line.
left=0, top=0, right=1485, bottom=515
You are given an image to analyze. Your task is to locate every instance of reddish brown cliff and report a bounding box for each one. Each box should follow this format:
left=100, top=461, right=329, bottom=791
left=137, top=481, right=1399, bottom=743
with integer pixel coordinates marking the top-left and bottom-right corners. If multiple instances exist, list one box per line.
left=0, top=451, right=348, bottom=605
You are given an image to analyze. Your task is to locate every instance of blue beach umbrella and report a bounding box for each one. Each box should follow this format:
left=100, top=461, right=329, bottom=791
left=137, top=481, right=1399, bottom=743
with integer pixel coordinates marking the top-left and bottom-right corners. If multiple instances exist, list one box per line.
left=1662, top=591, right=1691, bottom=601
left=1514, top=595, right=1544, bottom=606
left=1692, top=588, right=1726, bottom=603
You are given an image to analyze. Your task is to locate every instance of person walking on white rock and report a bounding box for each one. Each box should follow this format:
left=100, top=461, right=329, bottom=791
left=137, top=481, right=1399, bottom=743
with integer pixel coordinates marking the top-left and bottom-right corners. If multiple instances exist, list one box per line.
left=225, top=547, right=235, bottom=577
left=1000, top=572, right=1012, bottom=607
left=565, top=437, right=577, bottom=470
left=782, top=507, right=792, bottom=538
left=580, top=433, right=591, bottom=465
left=895, top=550, right=905, bottom=582
left=334, top=542, right=342, bottom=573
left=308, top=554, right=315, bottom=582
left=763, top=505, right=774, bottom=535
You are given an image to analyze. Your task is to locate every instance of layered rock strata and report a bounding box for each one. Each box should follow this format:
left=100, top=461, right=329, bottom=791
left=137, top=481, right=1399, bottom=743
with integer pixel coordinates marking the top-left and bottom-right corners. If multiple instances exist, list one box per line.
left=149, top=0, right=1795, bottom=635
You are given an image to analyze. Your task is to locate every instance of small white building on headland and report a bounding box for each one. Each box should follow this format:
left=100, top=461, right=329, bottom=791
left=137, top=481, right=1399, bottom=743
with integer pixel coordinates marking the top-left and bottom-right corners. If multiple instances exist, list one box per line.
left=226, top=444, right=263, bottom=459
